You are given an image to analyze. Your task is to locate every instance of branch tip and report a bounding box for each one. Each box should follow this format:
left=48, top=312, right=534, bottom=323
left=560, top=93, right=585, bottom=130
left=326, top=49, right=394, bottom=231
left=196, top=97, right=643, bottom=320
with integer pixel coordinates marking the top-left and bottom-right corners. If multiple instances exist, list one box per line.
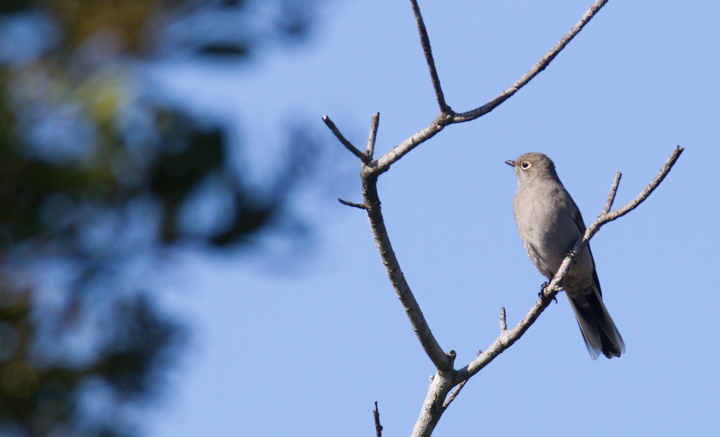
left=603, top=146, right=684, bottom=223
left=499, top=307, right=507, bottom=332
left=338, top=198, right=367, bottom=210
left=409, top=0, right=448, bottom=112
left=322, top=115, right=370, bottom=163
left=373, top=401, right=383, bottom=437
left=366, top=113, right=380, bottom=159
left=602, top=172, right=622, bottom=214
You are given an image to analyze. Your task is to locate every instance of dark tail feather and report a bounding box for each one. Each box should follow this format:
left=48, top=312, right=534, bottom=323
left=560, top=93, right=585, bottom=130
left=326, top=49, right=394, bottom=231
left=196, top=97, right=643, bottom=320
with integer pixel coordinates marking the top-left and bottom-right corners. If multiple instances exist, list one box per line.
left=566, top=285, right=625, bottom=360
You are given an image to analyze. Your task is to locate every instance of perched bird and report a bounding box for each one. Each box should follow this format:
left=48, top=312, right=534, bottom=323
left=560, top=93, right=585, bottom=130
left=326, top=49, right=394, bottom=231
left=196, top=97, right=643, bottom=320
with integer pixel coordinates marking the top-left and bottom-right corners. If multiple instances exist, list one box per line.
left=506, top=153, right=625, bottom=359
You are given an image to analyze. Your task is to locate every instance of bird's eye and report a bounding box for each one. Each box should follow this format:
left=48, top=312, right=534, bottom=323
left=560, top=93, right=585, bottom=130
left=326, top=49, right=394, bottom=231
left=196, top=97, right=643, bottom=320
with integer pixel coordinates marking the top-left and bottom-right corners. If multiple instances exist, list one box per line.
left=521, top=161, right=531, bottom=169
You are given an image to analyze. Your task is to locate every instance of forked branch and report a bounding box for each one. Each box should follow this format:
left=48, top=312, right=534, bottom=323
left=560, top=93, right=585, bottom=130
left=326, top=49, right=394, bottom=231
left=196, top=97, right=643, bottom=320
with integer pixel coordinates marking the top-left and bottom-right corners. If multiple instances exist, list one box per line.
left=370, top=0, right=610, bottom=175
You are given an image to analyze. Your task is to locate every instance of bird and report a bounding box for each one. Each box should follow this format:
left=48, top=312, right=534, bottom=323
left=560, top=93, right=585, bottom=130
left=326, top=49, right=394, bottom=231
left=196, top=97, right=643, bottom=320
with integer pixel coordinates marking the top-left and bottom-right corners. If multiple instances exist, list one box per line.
left=506, top=152, right=625, bottom=359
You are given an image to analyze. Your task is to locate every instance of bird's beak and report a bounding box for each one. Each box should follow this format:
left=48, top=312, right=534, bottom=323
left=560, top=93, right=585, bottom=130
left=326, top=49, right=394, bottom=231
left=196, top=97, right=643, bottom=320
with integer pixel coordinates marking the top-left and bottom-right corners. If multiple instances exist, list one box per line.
left=505, top=160, right=515, bottom=167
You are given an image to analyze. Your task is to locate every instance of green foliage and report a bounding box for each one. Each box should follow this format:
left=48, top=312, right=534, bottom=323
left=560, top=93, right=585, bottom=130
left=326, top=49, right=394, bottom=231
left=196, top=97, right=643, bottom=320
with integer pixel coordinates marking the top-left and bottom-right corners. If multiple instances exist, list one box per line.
left=0, top=0, right=318, bottom=435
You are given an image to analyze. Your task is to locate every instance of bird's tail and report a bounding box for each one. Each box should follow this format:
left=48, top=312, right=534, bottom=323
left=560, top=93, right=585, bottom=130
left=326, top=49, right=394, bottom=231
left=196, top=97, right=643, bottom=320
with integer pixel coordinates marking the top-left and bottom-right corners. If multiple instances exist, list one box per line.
left=566, top=284, right=625, bottom=359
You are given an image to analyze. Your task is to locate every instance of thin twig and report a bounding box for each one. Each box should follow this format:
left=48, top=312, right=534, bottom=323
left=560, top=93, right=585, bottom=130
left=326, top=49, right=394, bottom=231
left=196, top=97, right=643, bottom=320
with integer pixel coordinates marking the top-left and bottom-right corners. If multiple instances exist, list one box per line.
left=601, top=146, right=684, bottom=223
left=322, top=116, right=370, bottom=163
left=499, top=307, right=507, bottom=332
left=442, top=381, right=467, bottom=411
left=371, top=0, right=610, bottom=175
left=368, top=114, right=447, bottom=176
left=454, top=146, right=683, bottom=384
left=409, top=0, right=449, bottom=113
left=373, top=401, right=383, bottom=437
left=338, top=198, right=367, bottom=209
left=602, top=172, right=622, bottom=214
left=366, top=113, right=380, bottom=159
left=452, top=0, right=609, bottom=123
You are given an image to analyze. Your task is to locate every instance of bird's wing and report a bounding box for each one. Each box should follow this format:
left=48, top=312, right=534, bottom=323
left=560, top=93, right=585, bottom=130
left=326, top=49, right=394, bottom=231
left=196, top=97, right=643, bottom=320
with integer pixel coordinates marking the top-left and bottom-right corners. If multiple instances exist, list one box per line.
left=569, top=196, right=587, bottom=235
left=569, top=194, right=603, bottom=296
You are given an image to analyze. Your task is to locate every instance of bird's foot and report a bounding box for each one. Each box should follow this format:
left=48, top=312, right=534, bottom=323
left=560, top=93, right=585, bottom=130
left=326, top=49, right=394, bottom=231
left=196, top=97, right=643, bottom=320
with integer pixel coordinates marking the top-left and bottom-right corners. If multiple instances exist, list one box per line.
left=539, top=283, right=557, bottom=303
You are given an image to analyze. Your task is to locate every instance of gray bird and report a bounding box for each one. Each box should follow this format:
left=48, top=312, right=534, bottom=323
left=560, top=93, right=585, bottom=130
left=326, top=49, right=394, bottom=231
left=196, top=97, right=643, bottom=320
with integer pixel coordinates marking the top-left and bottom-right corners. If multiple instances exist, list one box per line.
left=506, top=153, right=625, bottom=359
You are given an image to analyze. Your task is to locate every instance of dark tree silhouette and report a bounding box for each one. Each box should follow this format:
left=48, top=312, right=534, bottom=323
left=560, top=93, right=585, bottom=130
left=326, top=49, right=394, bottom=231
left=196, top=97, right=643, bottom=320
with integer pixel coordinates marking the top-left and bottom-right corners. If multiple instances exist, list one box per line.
left=0, top=1, right=320, bottom=435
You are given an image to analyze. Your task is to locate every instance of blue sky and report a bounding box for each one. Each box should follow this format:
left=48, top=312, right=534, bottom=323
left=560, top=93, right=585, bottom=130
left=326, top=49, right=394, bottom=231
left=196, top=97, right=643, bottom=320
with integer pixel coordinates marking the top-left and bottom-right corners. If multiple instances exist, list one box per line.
left=145, top=1, right=719, bottom=435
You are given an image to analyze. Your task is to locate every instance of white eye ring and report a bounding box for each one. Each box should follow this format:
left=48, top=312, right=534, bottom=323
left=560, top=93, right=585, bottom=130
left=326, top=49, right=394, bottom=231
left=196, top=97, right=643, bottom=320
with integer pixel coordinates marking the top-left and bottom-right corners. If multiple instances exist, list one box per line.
left=520, top=161, right=531, bottom=169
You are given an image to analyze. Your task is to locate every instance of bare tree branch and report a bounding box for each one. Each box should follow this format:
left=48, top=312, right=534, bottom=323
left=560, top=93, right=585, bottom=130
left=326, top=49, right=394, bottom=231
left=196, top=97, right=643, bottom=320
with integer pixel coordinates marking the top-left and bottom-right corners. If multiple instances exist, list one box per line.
left=373, top=402, right=383, bottom=437
left=454, top=146, right=684, bottom=384
left=442, top=380, right=467, bottom=411
left=322, top=116, right=370, bottom=163
left=409, top=0, right=450, bottom=113
left=361, top=175, right=453, bottom=371
left=366, top=113, right=380, bottom=159
left=603, top=172, right=622, bottom=214
left=368, top=0, right=610, bottom=175
left=452, top=0, right=609, bottom=123
left=412, top=371, right=454, bottom=437
left=322, top=117, right=452, bottom=370
left=599, top=146, right=683, bottom=224
left=499, top=307, right=507, bottom=332
left=370, top=114, right=448, bottom=176
left=338, top=198, right=367, bottom=209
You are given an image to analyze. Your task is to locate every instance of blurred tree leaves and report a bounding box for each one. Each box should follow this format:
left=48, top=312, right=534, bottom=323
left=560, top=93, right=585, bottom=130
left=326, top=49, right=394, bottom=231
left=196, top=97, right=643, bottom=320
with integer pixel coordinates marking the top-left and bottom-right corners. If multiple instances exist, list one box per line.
left=0, top=0, right=320, bottom=435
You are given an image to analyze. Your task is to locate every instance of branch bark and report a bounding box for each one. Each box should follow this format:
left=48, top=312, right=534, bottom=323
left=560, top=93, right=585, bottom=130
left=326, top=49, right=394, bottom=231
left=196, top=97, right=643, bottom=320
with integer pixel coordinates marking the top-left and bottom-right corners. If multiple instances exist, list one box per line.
left=373, top=402, right=383, bottom=437
left=362, top=174, right=453, bottom=371
left=603, top=172, right=622, bottom=214
left=366, top=113, right=380, bottom=159
left=410, top=0, right=449, bottom=113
